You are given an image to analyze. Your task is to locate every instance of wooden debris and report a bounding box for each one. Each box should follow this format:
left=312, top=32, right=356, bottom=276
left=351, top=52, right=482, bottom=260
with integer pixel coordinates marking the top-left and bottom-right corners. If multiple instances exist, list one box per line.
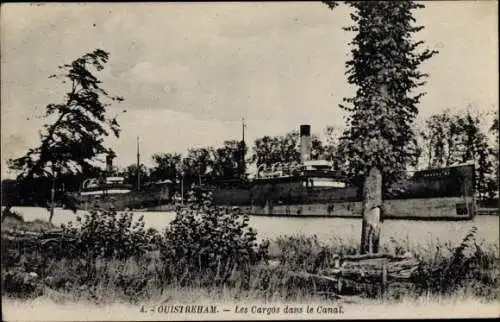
left=342, top=252, right=414, bottom=261
left=287, top=252, right=421, bottom=298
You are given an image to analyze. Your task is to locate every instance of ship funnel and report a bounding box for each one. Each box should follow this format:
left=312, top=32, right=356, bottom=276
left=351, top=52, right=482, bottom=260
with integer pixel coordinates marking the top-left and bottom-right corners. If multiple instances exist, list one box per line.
left=300, top=124, right=312, bottom=163
left=106, top=154, right=114, bottom=174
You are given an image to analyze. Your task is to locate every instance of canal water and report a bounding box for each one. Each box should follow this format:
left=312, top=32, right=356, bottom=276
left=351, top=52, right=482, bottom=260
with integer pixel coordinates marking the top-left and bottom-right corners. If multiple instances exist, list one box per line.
left=8, top=206, right=499, bottom=247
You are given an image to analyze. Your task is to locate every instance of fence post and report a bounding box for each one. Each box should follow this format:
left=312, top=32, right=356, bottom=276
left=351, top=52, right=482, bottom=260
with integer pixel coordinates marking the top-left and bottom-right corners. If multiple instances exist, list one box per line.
left=360, top=167, right=382, bottom=254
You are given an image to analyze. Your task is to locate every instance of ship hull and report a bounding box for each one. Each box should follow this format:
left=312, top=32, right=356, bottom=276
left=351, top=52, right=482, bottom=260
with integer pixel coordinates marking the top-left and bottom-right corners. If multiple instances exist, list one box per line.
left=74, top=184, right=172, bottom=211
left=231, top=197, right=473, bottom=220
left=78, top=164, right=477, bottom=221
left=202, top=164, right=477, bottom=220
left=144, top=196, right=474, bottom=220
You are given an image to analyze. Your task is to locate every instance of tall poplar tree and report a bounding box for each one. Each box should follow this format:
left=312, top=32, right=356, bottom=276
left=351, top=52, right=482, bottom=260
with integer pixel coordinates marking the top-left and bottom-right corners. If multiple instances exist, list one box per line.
left=325, top=1, right=438, bottom=190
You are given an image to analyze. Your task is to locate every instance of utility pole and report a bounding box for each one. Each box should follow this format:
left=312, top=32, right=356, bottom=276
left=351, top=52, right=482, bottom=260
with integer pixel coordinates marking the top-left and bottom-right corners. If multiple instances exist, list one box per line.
left=137, top=136, right=141, bottom=191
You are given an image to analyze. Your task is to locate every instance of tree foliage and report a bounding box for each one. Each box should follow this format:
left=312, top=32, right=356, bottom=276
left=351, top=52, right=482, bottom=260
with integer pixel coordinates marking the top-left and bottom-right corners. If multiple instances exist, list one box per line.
left=210, top=140, right=247, bottom=181
left=149, top=153, right=182, bottom=183
left=118, top=164, right=149, bottom=190
left=7, top=49, right=124, bottom=208
left=323, top=125, right=342, bottom=167
left=145, top=141, right=248, bottom=188
left=250, top=130, right=326, bottom=168
left=9, top=49, right=124, bottom=179
left=326, top=1, right=438, bottom=189
left=490, top=116, right=499, bottom=194
left=420, top=109, right=497, bottom=200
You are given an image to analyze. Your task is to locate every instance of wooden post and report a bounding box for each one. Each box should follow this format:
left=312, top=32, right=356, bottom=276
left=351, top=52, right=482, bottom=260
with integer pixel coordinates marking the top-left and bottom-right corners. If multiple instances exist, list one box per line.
left=360, top=167, right=382, bottom=254
left=49, top=169, right=56, bottom=224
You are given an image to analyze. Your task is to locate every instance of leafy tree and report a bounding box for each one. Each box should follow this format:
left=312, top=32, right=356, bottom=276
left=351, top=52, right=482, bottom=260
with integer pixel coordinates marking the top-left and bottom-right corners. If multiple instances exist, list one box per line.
left=236, top=140, right=248, bottom=179
left=490, top=116, right=499, bottom=198
left=8, top=49, right=124, bottom=221
left=251, top=133, right=298, bottom=169
left=325, top=1, right=437, bottom=255
left=250, top=130, right=325, bottom=168
left=323, top=125, right=342, bottom=167
left=118, top=164, right=149, bottom=190
left=325, top=1, right=438, bottom=190
left=186, top=147, right=215, bottom=184
left=149, top=153, right=181, bottom=183
left=491, top=117, right=499, bottom=145
left=1, top=180, right=21, bottom=207
left=420, top=110, right=463, bottom=168
left=421, top=110, right=496, bottom=201
left=460, top=112, right=495, bottom=201
left=210, top=141, right=244, bottom=181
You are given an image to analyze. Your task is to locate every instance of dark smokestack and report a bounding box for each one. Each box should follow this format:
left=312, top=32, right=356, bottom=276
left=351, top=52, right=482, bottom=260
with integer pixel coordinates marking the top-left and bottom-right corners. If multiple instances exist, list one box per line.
left=106, top=154, right=114, bottom=174
left=300, top=124, right=312, bottom=163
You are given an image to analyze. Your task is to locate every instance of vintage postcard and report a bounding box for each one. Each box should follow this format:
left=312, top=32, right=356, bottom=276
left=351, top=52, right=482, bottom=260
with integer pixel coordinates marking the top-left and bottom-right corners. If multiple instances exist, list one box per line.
left=1, top=2, right=499, bottom=321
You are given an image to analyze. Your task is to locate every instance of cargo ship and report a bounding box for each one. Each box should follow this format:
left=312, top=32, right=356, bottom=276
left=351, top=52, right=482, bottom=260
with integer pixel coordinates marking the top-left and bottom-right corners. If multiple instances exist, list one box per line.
left=211, top=125, right=475, bottom=220
left=205, top=160, right=476, bottom=220
left=74, top=138, right=174, bottom=211
left=75, top=124, right=476, bottom=220
left=150, top=124, right=476, bottom=220
left=75, top=176, right=173, bottom=211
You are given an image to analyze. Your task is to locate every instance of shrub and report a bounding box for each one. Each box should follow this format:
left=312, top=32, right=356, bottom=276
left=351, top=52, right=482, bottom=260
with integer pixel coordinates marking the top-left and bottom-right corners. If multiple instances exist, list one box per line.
left=2, top=266, right=43, bottom=298
left=160, top=191, right=269, bottom=287
left=60, top=207, right=161, bottom=260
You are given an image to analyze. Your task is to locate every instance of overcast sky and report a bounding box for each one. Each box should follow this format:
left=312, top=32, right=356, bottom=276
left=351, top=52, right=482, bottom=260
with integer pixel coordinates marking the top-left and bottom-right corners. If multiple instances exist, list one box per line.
left=1, top=2, right=498, bottom=178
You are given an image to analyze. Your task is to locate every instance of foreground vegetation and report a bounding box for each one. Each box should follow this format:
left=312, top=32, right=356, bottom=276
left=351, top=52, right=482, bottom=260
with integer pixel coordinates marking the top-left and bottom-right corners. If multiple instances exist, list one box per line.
left=2, top=195, right=499, bottom=306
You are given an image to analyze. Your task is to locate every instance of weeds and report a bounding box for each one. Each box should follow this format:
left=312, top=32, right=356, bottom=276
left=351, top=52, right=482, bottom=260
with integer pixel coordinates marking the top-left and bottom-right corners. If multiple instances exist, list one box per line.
left=412, top=226, right=499, bottom=300
left=1, top=198, right=499, bottom=303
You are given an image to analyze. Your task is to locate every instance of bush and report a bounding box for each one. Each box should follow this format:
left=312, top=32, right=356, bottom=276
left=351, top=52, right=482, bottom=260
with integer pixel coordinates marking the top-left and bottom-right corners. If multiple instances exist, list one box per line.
left=60, top=207, right=161, bottom=260
left=160, top=191, right=269, bottom=287
left=2, top=266, right=43, bottom=298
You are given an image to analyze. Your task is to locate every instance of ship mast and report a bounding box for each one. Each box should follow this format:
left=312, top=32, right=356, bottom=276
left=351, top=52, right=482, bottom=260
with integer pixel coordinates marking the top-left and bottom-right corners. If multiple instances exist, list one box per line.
left=242, top=117, right=246, bottom=143
left=241, top=118, right=247, bottom=180
left=136, top=136, right=140, bottom=191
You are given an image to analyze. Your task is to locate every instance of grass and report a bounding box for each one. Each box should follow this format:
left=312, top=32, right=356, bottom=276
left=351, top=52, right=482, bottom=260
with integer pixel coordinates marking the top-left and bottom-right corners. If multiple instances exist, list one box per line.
left=1, top=206, right=499, bottom=318
left=1, top=209, right=56, bottom=232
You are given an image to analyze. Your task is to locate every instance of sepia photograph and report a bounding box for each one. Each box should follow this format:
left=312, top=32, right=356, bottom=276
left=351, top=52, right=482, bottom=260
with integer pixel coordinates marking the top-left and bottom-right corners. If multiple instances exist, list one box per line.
left=1, top=1, right=499, bottom=320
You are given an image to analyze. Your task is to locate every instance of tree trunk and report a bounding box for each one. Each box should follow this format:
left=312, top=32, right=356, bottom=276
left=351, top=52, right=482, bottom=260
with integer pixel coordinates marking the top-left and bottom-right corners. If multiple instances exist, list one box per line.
left=360, top=167, right=383, bottom=254
left=49, top=174, right=56, bottom=223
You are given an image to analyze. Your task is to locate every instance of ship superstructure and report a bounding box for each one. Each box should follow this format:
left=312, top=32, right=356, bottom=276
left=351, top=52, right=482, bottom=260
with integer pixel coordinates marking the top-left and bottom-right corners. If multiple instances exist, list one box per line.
left=205, top=124, right=476, bottom=220
left=74, top=123, right=476, bottom=220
